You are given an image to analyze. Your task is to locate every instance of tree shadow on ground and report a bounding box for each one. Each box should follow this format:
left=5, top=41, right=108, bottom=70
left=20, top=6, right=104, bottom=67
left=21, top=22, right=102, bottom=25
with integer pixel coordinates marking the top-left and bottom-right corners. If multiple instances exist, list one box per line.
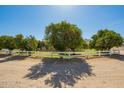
left=24, top=58, right=95, bottom=88
left=0, top=55, right=28, bottom=63
left=106, top=54, right=124, bottom=61
left=0, top=54, right=11, bottom=58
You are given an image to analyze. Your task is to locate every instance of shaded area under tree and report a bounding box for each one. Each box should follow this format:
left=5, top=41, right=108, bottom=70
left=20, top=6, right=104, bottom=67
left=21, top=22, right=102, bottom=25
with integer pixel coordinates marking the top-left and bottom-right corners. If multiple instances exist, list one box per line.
left=24, top=58, right=95, bottom=88
left=0, top=55, right=28, bottom=63
left=107, top=54, right=124, bottom=61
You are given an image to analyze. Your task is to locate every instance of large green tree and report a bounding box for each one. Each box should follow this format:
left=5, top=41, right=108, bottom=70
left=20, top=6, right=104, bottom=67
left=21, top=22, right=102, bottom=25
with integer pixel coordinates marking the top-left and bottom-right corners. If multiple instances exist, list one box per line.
left=45, top=21, right=84, bottom=51
left=90, top=29, right=123, bottom=50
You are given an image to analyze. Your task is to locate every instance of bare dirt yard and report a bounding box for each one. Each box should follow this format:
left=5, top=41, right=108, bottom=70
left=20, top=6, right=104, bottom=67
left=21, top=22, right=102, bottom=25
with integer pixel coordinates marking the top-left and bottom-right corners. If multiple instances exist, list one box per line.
left=0, top=51, right=124, bottom=88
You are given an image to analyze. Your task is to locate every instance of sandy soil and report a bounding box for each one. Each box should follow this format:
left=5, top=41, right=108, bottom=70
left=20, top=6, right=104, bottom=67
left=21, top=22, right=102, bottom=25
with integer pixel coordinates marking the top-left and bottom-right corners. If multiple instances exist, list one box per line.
left=0, top=51, right=124, bottom=88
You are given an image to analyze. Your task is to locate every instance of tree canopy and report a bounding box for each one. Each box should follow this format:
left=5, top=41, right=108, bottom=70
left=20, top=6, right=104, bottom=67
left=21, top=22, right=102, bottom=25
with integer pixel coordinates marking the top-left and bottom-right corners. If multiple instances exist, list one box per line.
left=0, top=35, right=38, bottom=51
left=15, top=34, right=24, bottom=50
left=0, top=24, right=123, bottom=51
left=0, top=35, right=16, bottom=50
left=89, top=29, right=123, bottom=50
left=45, top=21, right=84, bottom=51
left=23, top=35, right=38, bottom=51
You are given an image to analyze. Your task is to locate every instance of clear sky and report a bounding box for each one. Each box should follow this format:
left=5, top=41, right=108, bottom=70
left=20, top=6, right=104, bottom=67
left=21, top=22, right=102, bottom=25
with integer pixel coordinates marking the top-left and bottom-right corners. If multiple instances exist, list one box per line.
left=0, top=5, right=124, bottom=40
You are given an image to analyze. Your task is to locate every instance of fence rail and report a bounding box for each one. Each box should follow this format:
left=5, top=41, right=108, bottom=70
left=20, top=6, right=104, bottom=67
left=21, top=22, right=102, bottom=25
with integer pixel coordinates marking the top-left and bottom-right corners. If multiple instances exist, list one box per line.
left=0, top=50, right=120, bottom=58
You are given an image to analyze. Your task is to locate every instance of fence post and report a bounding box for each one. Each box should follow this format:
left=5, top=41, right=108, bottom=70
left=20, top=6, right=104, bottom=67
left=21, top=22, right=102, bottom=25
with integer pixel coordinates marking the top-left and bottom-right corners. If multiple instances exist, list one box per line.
left=27, top=51, right=28, bottom=56
left=99, top=51, right=101, bottom=56
left=51, top=52, right=53, bottom=58
left=68, top=51, right=70, bottom=59
left=118, top=50, right=120, bottom=55
left=110, top=50, right=112, bottom=56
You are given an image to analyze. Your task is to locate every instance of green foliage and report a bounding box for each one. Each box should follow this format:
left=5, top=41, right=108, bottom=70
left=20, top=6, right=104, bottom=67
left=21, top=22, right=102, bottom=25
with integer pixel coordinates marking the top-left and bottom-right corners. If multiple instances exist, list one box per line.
left=0, top=25, right=123, bottom=52
left=0, top=34, right=38, bottom=51
left=15, top=34, right=24, bottom=50
left=45, top=21, right=84, bottom=51
left=75, top=39, right=88, bottom=51
left=89, top=29, right=123, bottom=50
left=0, top=35, right=16, bottom=50
left=82, top=39, right=89, bottom=49
left=37, top=41, right=44, bottom=51
left=23, top=35, right=38, bottom=51
left=37, top=40, right=54, bottom=51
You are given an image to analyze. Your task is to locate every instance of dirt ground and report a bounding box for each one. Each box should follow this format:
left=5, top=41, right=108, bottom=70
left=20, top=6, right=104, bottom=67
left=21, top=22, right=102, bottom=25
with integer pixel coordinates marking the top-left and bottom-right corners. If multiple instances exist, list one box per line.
left=0, top=51, right=124, bottom=88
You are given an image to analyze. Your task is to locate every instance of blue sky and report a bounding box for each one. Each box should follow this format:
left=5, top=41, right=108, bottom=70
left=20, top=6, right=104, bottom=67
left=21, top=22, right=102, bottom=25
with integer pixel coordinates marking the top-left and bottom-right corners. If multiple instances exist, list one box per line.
left=0, top=5, right=124, bottom=40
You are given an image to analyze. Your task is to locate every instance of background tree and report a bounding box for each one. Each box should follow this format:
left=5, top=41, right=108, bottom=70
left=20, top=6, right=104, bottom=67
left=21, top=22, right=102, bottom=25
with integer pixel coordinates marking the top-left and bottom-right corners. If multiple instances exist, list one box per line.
left=15, top=34, right=24, bottom=50
left=45, top=21, right=84, bottom=51
left=37, top=40, right=44, bottom=51
left=37, top=40, right=55, bottom=51
left=0, top=35, right=16, bottom=50
left=89, top=29, right=123, bottom=50
left=23, top=35, right=38, bottom=51
left=123, top=38, right=124, bottom=45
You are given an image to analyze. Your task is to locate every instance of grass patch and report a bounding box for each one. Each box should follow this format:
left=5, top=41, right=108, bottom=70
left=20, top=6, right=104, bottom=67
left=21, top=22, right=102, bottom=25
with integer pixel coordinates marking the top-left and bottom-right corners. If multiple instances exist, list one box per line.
left=4, top=49, right=98, bottom=58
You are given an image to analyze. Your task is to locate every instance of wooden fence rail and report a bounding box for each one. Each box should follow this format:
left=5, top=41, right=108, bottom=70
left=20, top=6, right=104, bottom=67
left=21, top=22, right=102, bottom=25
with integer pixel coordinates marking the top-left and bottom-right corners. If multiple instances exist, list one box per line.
left=0, top=50, right=120, bottom=58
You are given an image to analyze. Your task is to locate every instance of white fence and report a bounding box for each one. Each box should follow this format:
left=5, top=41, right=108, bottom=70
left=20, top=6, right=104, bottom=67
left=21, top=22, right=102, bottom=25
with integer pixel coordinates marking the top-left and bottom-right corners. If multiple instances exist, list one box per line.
left=51, top=50, right=120, bottom=58
left=0, top=50, right=120, bottom=58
